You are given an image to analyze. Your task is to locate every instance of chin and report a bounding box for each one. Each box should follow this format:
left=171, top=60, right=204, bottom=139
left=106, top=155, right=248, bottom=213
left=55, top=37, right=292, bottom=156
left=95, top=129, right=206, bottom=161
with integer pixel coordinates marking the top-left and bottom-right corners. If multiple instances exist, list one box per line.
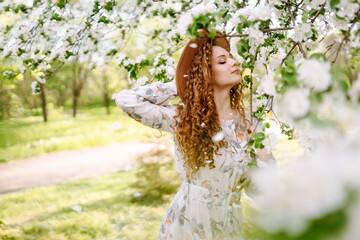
left=231, top=79, right=242, bottom=86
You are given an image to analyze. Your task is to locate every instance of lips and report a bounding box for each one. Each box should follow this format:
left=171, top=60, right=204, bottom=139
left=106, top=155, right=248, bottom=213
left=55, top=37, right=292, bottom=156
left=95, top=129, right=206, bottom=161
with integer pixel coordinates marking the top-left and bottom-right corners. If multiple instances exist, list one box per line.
left=232, top=69, right=240, bottom=74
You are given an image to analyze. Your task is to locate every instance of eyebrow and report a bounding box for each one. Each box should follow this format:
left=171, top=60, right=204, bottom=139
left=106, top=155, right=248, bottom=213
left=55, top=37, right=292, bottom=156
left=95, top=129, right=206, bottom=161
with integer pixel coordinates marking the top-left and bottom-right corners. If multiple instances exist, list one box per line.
left=216, top=53, right=233, bottom=60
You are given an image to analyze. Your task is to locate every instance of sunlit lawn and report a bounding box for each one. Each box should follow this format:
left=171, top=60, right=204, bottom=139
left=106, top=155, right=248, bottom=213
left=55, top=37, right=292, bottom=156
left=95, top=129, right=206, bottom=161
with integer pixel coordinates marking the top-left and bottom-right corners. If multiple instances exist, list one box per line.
left=0, top=107, right=303, bottom=239
left=0, top=168, right=260, bottom=240
left=0, top=168, right=172, bottom=240
left=0, top=106, right=167, bottom=163
left=0, top=134, right=302, bottom=240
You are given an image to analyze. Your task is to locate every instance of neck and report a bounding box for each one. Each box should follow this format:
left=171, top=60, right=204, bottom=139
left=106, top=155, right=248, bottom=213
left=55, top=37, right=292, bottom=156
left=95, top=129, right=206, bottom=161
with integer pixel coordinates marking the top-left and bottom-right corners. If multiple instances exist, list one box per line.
left=213, top=85, right=233, bottom=118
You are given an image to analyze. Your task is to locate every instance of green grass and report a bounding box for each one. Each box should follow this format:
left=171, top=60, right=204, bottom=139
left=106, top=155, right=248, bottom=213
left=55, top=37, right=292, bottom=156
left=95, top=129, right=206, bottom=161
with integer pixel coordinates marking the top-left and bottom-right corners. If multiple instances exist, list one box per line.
left=0, top=106, right=169, bottom=162
left=0, top=168, right=259, bottom=240
left=0, top=169, right=171, bottom=240
left=0, top=135, right=303, bottom=240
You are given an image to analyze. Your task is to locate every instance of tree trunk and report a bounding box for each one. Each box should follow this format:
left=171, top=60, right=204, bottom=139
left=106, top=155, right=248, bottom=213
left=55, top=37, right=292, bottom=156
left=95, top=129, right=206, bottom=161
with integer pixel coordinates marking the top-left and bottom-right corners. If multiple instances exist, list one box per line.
left=102, top=71, right=110, bottom=115
left=71, top=61, right=87, bottom=118
left=40, top=83, right=48, bottom=122
left=105, top=97, right=110, bottom=115
left=73, top=88, right=80, bottom=118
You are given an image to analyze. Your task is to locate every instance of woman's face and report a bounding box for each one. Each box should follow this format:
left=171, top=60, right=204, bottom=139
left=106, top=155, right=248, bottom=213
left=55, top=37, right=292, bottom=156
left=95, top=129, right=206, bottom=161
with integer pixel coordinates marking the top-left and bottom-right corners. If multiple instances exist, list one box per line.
left=210, top=46, right=241, bottom=88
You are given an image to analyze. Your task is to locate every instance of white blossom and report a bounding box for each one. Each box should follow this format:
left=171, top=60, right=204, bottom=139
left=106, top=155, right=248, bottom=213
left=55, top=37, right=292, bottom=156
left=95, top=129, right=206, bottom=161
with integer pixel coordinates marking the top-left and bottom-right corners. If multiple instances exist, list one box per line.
left=291, top=23, right=313, bottom=42
left=133, top=76, right=148, bottom=88
left=257, top=69, right=276, bottom=96
left=31, top=81, right=38, bottom=92
left=149, top=68, right=156, bottom=75
left=262, top=132, right=278, bottom=154
left=135, top=54, right=146, bottom=64
left=123, top=59, right=135, bottom=67
left=116, top=54, right=127, bottom=65
left=230, top=37, right=244, bottom=65
left=248, top=6, right=272, bottom=21
left=165, top=66, right=175, bottom=77
left=282, top=88, right=310, bottom=119
left=172, top=2, right=182, bottom=12
left=336, top=0, right=360, bottom=19
left=191, top=1, right=216, bottom=18
left=296, top=127, right=319, bottom=151
left=297, top=59, right=331, bottom=92
left=36, top=76, right=46, bottom=84
left=177, top=12, right=193, bottom=35
left=246, top=23, right=265, bottom=47
left=251, top=133, right=360, bottom=235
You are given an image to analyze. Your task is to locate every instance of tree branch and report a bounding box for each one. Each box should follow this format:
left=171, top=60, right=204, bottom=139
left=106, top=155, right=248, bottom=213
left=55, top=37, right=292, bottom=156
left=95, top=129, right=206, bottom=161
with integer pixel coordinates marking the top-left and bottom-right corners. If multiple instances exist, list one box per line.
left=280, top=41, right=298, bottom=66
left=310, top=2, right=326, bottom=23
left=250, top=48, right=259, bottom=125
left=332, top=10, right=360, bottom=64
left=297, top=42, right=307, bottom=59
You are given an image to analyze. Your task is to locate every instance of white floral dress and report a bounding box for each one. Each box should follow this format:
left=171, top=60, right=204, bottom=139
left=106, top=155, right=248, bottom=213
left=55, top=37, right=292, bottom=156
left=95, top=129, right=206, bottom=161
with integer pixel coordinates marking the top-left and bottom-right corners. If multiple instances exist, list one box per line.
left=114, top=81, right=272, bottom=240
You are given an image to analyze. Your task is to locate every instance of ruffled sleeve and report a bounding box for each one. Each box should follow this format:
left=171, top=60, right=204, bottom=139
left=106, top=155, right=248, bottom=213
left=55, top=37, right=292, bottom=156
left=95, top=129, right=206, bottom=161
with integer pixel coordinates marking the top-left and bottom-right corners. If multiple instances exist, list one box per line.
left=114, top=81, right=178, bottom=134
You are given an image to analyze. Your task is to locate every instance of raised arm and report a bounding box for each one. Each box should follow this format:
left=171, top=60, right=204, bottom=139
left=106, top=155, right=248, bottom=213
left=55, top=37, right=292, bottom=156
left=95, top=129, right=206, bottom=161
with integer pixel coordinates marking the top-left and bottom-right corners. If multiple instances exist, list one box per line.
left=114, top=81, right=178, bottom=134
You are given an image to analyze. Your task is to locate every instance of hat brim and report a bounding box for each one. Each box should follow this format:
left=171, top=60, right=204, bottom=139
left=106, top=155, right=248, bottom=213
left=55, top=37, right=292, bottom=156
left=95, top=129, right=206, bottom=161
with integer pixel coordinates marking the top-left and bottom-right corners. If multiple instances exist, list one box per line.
left=175, top=29, right=230, bottom=102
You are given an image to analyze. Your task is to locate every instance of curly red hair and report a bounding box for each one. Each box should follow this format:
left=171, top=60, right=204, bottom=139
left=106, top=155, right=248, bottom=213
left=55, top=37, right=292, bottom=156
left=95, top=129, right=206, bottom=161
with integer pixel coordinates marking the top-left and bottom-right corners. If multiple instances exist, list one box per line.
left=173, top=38, right=247, bottom=178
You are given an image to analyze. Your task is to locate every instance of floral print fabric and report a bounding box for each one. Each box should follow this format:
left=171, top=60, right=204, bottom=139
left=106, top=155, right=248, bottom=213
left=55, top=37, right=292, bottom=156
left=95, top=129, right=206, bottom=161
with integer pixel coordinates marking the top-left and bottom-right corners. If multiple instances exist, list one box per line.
left=114, top=81, right=272, bottom=240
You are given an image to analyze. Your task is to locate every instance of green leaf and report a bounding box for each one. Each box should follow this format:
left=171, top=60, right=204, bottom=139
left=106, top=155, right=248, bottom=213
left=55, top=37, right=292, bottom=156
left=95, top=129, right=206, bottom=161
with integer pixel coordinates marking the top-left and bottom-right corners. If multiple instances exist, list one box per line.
left=310, top=28, right=318, bottom=41
left=209, top=29, right=217, bottom=39
left=195, top=15, right=210, bottom=26
left=57, top=0, right=66, bottom=9
left=309, top=9, right=318, bottom=18
left=130, top=70, right=137, bottom=79
left=93, top=1, right=100, bottom=13
left=187, top=23, right=198, bottom=39
left=253, top=132, right=265, bottom=140
left=309, top=53, right=327, bottom=61
left=104, top=1, right=114, bottom=11
left=254, top=112, right=264, bottom=118
left=107, top=49, right=117, bottom=56
left=330, top=0, right=340, bottom=9
left=254, top=139, right=265, bottom=149
left=330, top=66, right=351, bottom=92
left=99, top=16, right=110, bottom=24
left=17, top=48, right=26, bottom=56
left=50, top=13, right=62, bottom=21
left=65, top=51, right=74, bottom=59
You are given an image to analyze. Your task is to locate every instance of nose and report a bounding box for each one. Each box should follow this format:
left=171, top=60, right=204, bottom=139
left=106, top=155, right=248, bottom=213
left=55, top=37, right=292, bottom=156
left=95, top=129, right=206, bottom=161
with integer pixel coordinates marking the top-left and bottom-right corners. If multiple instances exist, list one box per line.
left=231, top=58, right=239, bottom=67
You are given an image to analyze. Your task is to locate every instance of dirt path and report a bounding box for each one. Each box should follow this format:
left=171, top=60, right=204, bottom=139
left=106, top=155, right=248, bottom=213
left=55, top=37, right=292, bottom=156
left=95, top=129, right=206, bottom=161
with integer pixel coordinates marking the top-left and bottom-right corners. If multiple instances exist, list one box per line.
left=0, top=141, right=158, bottom=194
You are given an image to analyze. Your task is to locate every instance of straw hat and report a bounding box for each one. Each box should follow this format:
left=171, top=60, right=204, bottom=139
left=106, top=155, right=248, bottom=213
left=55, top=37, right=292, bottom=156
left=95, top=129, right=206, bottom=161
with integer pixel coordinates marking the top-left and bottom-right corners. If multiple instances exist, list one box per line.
left=175, top=29, right=230, bottom=102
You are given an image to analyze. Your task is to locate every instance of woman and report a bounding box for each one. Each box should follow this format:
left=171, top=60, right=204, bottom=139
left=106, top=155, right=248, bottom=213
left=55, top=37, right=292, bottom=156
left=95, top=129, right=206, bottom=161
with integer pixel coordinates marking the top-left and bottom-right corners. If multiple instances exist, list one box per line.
left=115, top=29, right=274, bottom=239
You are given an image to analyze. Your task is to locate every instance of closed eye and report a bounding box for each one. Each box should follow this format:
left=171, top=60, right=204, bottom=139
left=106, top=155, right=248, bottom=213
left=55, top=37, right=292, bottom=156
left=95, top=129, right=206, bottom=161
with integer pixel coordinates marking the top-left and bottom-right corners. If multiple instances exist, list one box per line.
left=217, top=54, right=234, bottom=64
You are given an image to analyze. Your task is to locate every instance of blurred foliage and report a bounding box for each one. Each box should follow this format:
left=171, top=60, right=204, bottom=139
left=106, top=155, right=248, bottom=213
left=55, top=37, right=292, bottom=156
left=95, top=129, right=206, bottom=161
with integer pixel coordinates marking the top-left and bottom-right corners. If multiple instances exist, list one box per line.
left=248, top=202, right=349, bottom=240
